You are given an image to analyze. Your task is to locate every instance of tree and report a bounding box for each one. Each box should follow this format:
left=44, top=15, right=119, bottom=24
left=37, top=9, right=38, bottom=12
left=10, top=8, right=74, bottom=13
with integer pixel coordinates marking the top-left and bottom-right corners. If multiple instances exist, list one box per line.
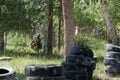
left=0, top=31, right=4, bottom=51
left=62, top=0, right=75, bottom=55
left=58, top=0, right=62, bottom=52
left=47, top=0, right=53, bottom=54
left=101, top=0, right=118, bottom=44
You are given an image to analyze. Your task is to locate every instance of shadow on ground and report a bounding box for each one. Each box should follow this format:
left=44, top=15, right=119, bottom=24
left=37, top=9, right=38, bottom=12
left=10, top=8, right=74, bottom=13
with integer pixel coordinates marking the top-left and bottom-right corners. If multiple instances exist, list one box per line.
left=0, top=49, right=63, bottom=59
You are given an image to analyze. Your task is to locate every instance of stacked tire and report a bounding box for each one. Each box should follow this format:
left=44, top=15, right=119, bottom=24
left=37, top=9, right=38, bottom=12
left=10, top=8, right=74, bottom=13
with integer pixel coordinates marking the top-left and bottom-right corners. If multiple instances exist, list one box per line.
left=61, top=46, right=96, bottom=80
left=25, top=64, right=64, bottom=80
left=0, top=66, right=17, bottom=80
left=104, top=43, right=120, bottom=76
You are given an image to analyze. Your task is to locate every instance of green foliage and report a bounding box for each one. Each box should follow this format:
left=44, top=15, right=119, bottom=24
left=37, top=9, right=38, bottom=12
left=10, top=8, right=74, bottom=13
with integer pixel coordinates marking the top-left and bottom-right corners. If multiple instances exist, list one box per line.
left=74, top=33, right=89, bottom=46
left=74, top=33, right=106, bottom=49
left=0, top=0, right=31, bottom=32
left=0, top=0, right=47, bottom=34
left=73, top=0, right=104, bottom=28
left=53, top=0, right=62, bottom=17
left=6, top=32, right=32, bottom=53
left=7, top=32, right=31, bottom=46
left=109, top=0, right=120, bottom=24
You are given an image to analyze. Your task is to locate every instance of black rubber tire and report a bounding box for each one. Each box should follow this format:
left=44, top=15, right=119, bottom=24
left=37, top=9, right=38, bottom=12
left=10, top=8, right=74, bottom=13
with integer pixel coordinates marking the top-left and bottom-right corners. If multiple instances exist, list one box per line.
left=87, top=70, right=93, bottom=80
left=69, top=46, right=94, bottom=58
left=63, top=70, right=88, bottom=80
left=105, top=43, right=120, bottom=52
left=66, top=55, right=91, bottom=67
left=61, top=61, right=87, bottom=71
left=103, top=57, right=120, bottom=66
left=88, top=61, right=96, bottom=70
left=25, top=76, right=64, bottom=80
left=87, top=61, right=96, bottom=80
left=105, top=65, right=120, bottom=76
left=0, top=66, right=16, bottom=80
left=106, top=51, right=120, bottom=61
left=25, top=64, right=62, bottom=77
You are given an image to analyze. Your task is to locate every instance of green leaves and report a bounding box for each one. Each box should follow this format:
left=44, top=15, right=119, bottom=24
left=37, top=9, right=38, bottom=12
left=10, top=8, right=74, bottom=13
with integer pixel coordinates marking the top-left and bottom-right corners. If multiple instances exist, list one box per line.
left=73, top=0, right=103, bottom=28
left=0, top=0, right=47, bottom=33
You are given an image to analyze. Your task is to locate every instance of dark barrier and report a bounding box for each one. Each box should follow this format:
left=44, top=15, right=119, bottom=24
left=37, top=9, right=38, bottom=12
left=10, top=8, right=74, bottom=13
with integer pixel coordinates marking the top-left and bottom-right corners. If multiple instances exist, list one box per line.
left=104, top=43, right=120, bottom=76
left=62, top=45, right=96, bottom=80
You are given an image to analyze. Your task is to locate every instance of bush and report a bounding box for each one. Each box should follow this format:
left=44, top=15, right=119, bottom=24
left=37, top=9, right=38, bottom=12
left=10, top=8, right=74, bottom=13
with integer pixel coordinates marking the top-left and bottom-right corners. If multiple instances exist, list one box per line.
left=74, top=33, right=106, bottom=50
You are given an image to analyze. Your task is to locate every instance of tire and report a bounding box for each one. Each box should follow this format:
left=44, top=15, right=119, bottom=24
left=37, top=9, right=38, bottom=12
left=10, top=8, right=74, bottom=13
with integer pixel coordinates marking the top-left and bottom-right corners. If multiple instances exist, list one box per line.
left=105, top=65, right=120, bottom=76
left=105, top=65, right=120, bottom=73
left=105, top=43, right=120, bottom=52
left=69, top=46, right=94, bottom=58
left=63, top=70, right=88, bottom=80
left=106, top=51, right=120, bottom=61
left=87, top=70, right=93, bottom=80
left=103, top=57, right=120, bottom=66
left=87, top=61, right=96, bottom=80
left=66, top=55, right=91, bottom=67
left=25, top=76, right=64, bottom=80
left=61, top=61, right=87, bottom=71
left=0, top=66, right=16, bottom=80
left=61, top=61, right=76, bottom=67
left=88, top=61, right=96, bottom=70
left=25, top=64, right=62, bottom=77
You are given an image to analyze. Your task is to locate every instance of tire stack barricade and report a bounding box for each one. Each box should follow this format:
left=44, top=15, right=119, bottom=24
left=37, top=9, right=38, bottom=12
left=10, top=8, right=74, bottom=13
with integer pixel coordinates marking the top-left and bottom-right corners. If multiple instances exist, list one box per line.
left=25, top=64, right=64, bottom=80
left=61, top=46, right=96, bottom=80
left=104, top=43, right=120, bottom=76
left=0, top=66, right=18, bottom=80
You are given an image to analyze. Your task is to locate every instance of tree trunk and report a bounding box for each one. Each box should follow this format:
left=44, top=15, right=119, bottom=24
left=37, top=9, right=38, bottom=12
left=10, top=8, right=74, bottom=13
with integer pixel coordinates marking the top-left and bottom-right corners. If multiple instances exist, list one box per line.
left=58, top=16, right=62, bottom=52
left=101, top=0, right=118, bottom=45
left=42, top=2, right=49, bottom=56
left=0, top=32, right=4, bottom=52
left=58, top=0, right=62, bottom=52
left=62, top=0, right=75, bottom=55
left=47, top=0, right=53, bottom=54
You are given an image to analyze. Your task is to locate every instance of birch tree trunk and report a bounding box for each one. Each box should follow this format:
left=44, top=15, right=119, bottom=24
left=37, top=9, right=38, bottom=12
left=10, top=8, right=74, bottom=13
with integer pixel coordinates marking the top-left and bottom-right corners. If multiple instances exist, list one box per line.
left=101, top=0, right=118, bottom=45
left=62, top=0, right=75, bottom=55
